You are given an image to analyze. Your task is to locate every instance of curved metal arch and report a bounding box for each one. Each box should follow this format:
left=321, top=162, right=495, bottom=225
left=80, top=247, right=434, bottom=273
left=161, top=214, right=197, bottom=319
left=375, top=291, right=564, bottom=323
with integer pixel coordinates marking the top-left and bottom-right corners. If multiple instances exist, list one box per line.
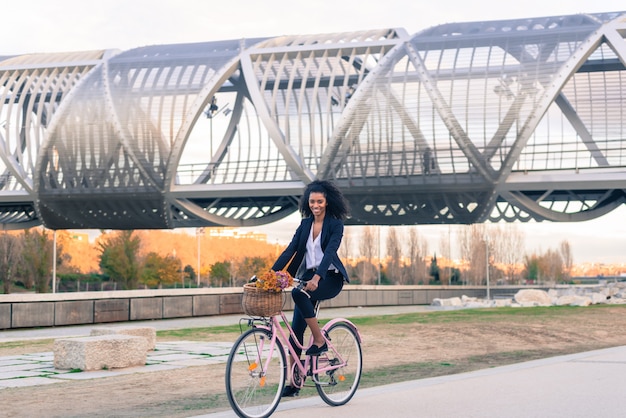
left=319, top=34, right=409, bottom=179
left=500, top=189, right=625, bottom=222
left=33, top=51, right=118, bottom=185
left=101, top=58, right=165, bottom=190
left=239, top=49, right=314, bottom=183
left=164, top=53, right=247, bottom=188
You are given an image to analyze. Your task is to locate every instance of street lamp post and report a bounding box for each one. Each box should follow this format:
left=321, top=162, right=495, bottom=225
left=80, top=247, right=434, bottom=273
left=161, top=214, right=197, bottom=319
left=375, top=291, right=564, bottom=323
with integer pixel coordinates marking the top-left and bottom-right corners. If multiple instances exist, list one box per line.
left=377, top=225, right=381, bottom=285
left=52, top=230, right=57, bottom=293
left=485, top=234, right=491, bottom=300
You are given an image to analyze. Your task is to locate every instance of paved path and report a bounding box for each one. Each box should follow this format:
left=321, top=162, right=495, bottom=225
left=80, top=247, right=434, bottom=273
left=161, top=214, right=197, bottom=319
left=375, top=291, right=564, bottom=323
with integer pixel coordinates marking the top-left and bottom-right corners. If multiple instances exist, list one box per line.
left=200, top=345, right=626, bottom=418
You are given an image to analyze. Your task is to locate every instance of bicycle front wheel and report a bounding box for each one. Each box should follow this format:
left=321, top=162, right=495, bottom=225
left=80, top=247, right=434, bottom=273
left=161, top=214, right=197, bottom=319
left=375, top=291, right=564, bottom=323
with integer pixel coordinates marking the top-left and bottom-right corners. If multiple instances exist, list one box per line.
left=314, top=321, right=362, bottom=406
left=225, top=328, right=286, bottom=418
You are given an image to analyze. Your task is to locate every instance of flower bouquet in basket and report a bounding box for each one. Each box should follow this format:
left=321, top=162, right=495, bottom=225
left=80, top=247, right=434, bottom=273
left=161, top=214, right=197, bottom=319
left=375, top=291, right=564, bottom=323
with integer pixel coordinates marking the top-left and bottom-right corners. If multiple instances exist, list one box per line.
left=255, top=270, right=294, bottom=292
left=242, top=270, right=293, bottom=317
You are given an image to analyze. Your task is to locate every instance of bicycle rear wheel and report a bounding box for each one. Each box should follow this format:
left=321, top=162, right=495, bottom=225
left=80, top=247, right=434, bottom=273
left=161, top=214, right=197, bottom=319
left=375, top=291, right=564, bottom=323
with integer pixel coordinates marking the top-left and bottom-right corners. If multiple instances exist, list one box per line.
left=225, top=328, right=286, bottom=418
left=314, top=321, right=362, bottom=406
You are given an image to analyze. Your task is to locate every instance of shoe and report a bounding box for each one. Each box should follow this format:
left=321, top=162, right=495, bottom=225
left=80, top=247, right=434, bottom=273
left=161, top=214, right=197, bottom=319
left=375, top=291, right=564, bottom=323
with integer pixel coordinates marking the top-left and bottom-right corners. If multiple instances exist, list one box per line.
left=305, top=342, right=328, bottom=356
left=281, top=385, right=300, bottom=397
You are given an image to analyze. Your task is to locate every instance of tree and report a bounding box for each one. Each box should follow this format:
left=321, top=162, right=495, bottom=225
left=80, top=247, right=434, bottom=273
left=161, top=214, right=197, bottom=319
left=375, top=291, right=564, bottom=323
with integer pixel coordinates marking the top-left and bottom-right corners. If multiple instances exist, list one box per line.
left=338, top=226, right=351, bottom=263
left=183, top=265, right=196, bottom=283
left=234, top=256, right=271, bottom=284
left=358, top=226, right=378, bottom=284
left=209, top=261, right=231, bottom=287
left=459, top=224, right=487, bottom=285
left=22, top=228, right=57, bottom=293
left=429, top=254, right=440, bottom=284
left=524, top=253, right=541, bottom=283
left=543, top=248, right=564, bottom=284
left=438, top=228, right=451, bottom=285
left=560, top=240, right=573, bottom=282
left=386, top=227, right=402, bottom=284
left=98, top=231, right=141, bottom=290
left=489, top=224, right=525, bottom=284
left=141, top=252, right=181, bottom=288
left=0, top=233, right=23, bottom=293
left=406, top=227, right=428, bottom=285
left=523, top=248, right=565, bottom=284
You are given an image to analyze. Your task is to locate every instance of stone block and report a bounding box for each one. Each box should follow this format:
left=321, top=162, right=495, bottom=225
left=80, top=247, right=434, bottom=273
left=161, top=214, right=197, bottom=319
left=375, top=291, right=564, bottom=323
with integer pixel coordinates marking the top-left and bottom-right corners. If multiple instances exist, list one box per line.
left=55, top=300, right=94, bottom=326
left=382, top=290, right=399, bottom=305
left=94, top=299, right=130, bottom=323
left=398, top=290, right=413, bottom=305
left=130, top=298, right=162, bottom=320
left=0, top=304, right=10, bottom=329
left=328, top=290, right=350, bottom=308
left=54, top=335, right=147, bottom=371
left=163, top=296, right=193, bottom=318
left=90, top=326, right=156, bottom=350
left=220, top=293, right=243, bottom=314
left=348, top=290, right=368, bottom=307
left=439, top=289, right=460, bottom=299
left=12, top=302, right=55, bottom=328
left=192, top=295, right=220, bottom=316
left=412, top=290, right=429, bottom=305
left=366, top=290, right=385, bottom=306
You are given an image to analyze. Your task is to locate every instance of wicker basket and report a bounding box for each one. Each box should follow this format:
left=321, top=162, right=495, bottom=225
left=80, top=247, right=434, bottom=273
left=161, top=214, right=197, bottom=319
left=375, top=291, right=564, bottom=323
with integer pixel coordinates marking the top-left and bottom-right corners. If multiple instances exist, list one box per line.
left=242, top=283, right=284, bottom=317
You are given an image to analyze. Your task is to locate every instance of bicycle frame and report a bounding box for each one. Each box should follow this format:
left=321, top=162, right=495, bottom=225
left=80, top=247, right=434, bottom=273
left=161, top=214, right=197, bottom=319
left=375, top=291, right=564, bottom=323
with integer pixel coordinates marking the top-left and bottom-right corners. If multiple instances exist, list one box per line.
left=244, top=309, right=361, bottom=388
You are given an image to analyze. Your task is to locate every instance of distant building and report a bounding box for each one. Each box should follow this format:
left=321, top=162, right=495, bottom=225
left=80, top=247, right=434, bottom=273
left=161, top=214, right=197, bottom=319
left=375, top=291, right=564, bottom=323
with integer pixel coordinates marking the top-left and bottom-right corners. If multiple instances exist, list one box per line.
left=205, top=227, right=267, bottom=242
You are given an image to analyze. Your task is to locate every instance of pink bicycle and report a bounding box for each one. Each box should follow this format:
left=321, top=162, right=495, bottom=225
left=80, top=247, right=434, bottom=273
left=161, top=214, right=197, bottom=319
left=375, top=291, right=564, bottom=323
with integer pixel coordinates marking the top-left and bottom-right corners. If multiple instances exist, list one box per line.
left=225, top=281, right=363, bottom=418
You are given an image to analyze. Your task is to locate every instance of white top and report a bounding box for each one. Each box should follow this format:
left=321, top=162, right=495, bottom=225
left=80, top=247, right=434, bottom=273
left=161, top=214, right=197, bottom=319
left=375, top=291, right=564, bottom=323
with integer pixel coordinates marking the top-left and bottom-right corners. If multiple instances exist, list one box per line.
left=305, top=227, right=336, bottom=272
left=305, top=227, right=323, bottom=269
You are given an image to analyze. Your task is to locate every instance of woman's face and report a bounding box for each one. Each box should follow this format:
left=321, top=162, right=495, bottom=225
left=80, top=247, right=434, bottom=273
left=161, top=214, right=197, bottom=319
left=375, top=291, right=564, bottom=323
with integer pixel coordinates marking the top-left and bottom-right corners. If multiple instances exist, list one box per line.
left=308, top=191, right=327, bottom=218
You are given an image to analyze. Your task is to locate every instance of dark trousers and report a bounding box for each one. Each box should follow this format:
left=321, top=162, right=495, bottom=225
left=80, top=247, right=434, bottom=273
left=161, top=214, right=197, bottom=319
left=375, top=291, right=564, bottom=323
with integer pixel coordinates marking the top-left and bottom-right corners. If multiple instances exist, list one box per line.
left=289, top=270, right=343, bottom=358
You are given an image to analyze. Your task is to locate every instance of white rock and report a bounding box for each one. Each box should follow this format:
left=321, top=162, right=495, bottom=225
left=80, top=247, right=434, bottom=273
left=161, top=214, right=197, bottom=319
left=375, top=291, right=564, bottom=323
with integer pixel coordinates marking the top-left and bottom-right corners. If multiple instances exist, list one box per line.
left=556, top=295, right=591, bottom=306
left=591, top=293, right=607, bottom=304
left=514, top=289, right=551, bottom=306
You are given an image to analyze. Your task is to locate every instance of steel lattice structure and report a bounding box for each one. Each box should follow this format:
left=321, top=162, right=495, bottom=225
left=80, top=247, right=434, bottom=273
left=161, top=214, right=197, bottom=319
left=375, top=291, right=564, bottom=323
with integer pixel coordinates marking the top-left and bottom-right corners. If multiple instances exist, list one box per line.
left=1, top=11, right=625, bottom=230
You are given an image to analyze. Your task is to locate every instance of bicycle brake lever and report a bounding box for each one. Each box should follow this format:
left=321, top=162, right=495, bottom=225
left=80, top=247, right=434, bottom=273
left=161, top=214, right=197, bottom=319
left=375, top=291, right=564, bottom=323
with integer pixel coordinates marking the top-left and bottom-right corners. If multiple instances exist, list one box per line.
left=296, top=282, right=311, bottom=298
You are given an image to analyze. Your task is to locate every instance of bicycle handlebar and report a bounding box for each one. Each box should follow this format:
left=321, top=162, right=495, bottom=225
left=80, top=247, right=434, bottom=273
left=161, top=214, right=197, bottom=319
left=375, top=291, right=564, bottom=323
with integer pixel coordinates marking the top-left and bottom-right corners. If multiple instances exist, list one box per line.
left=293, top=278, right=311, bottom=298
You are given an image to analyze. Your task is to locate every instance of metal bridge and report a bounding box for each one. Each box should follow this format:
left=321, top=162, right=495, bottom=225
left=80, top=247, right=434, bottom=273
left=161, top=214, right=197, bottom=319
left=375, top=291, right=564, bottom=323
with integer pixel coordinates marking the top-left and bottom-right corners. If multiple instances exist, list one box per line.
left=1, top=11, right=625, bottom=230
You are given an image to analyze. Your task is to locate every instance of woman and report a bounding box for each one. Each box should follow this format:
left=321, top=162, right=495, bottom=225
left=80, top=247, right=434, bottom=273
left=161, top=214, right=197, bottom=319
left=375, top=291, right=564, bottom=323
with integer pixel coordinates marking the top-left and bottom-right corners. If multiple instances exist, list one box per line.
left=271, top=179, right=350, bottom=397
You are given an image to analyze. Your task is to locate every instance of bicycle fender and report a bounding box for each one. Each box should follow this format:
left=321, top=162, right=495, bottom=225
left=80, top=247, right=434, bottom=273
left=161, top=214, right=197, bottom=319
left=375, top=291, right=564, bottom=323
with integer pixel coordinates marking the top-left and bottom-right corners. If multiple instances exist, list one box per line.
left=323, top=318, right=362, bottom=343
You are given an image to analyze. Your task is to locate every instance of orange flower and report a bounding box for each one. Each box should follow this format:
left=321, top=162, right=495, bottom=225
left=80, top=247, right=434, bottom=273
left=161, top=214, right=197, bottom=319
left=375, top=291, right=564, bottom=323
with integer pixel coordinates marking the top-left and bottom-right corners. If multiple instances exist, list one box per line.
left=256, top=270, right=293, bottom=292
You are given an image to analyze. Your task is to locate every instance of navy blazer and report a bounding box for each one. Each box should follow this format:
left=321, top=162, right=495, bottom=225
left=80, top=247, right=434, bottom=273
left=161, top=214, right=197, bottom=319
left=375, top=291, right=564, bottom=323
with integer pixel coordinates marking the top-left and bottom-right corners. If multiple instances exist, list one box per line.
left=272, top=216, right=349, bottom=283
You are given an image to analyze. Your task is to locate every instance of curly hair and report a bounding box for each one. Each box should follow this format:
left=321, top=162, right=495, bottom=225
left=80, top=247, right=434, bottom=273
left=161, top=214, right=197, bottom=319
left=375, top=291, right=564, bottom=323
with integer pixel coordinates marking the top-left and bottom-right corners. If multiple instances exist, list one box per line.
left=299, top=179, right=350, bottom=220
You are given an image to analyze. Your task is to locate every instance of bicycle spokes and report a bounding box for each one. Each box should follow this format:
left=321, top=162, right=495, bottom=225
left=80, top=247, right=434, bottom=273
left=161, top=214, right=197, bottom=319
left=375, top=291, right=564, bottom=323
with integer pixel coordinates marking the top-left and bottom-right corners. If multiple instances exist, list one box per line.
left=314, top=322, right=362, bottom=406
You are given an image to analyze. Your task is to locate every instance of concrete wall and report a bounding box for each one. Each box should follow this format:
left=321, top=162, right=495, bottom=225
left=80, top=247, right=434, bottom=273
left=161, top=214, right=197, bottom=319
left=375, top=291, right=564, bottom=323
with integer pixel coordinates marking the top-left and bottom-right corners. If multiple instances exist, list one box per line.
left=0, top=285, right=540, bottom=330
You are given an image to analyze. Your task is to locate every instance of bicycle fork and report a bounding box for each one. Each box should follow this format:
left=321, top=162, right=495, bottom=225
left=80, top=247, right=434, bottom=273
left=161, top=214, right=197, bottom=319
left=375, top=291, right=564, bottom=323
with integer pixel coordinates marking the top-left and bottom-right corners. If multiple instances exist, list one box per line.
left=247, top=334, right=272, bottom=388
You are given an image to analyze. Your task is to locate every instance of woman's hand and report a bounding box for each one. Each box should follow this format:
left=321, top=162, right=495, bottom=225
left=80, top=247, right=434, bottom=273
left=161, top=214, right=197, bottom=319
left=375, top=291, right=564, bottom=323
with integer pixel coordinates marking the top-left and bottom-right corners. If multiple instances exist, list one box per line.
left=305, top=274, right=321, bottom=292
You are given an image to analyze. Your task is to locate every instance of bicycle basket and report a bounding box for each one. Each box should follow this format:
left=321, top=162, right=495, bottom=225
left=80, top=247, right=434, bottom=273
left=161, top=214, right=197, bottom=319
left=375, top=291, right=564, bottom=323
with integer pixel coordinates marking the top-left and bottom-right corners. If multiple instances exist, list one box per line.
left=242, top=283, right=284, bottom=317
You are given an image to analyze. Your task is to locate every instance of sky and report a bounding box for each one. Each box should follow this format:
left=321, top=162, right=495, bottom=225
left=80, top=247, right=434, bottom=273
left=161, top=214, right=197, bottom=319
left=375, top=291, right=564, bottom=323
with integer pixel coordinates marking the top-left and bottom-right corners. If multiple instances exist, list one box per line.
left=2, top=0, right=625, bottom=265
